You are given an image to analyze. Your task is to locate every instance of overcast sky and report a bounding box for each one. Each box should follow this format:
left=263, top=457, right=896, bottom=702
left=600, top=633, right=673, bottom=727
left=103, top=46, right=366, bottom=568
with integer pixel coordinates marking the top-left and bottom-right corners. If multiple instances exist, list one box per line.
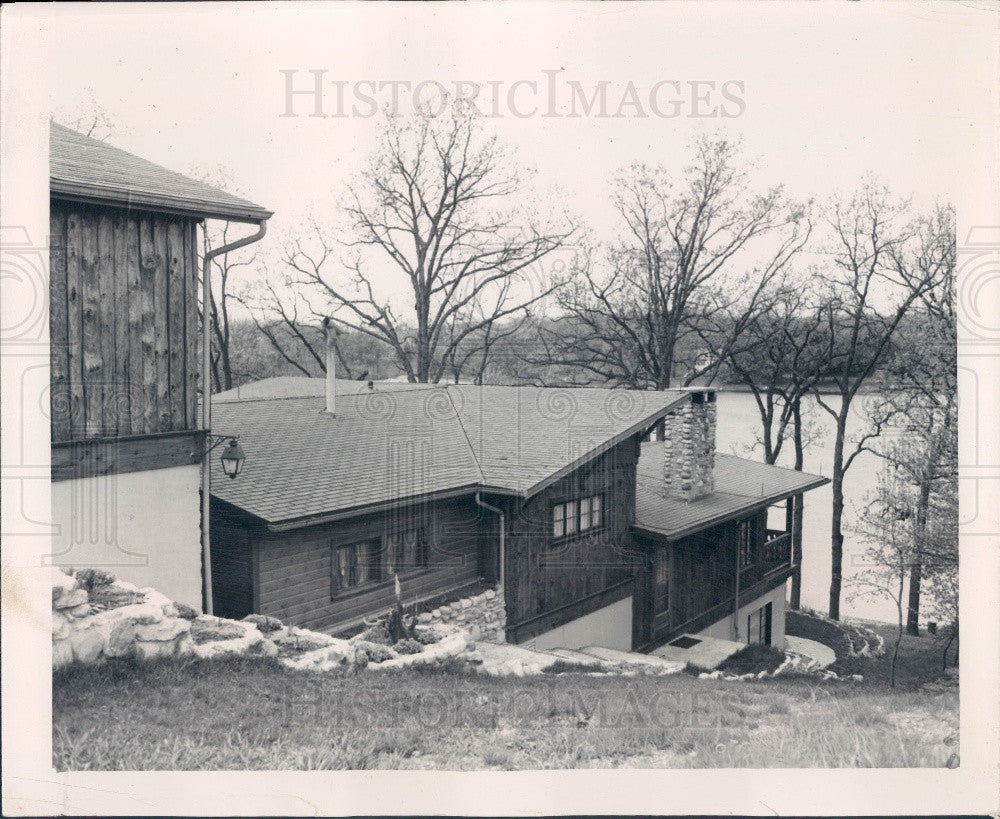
left=35, top=2, right=999, bottom=310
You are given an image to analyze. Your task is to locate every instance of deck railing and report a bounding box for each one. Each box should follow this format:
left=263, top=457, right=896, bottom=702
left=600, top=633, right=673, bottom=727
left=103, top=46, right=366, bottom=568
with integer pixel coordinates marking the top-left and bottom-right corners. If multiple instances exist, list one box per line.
left=739, top=529, right=792, bottom=588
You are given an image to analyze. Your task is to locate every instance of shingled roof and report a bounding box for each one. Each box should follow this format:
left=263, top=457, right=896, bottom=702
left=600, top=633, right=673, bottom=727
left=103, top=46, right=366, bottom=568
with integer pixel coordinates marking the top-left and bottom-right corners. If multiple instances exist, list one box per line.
left=210, top=383, right=687, bottom=528
left=634, top=442, right=828, bottom=541
left=50, top=121, right=272, bottom=223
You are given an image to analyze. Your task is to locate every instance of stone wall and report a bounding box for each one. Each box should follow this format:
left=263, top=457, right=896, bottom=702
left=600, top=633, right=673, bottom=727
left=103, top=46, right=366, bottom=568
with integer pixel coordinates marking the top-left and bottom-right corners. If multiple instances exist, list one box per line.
left=416, top=586, right=506, bottom=643
left=51, top=567, right=476, bottom=673
left=662, top=391, right=717, bottom=502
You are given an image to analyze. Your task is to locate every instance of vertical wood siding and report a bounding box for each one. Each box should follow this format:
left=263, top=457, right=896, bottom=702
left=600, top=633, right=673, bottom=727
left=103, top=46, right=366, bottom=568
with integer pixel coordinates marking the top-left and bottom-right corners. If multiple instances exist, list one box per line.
left=49, top=200, right=200, bottom=442
left=502, top=436, right=642, bottom=642
left=635, top=509, right=776, bottom=647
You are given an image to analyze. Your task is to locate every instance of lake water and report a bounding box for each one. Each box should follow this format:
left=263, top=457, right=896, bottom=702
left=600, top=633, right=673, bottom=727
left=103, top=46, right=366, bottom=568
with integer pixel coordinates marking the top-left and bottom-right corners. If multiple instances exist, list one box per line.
left=714, top=390, right=897, bottom=623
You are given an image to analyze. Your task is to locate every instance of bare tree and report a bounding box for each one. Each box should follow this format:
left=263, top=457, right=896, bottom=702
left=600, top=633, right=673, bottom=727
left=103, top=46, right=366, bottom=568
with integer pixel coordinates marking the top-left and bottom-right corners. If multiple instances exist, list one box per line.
left=721, top=273, right=828, bottom=608
left=275, top=113, right=573, bottom=383
left=852, top=404, right=958, bottom=686
left=812, top=182, right=948, bottom=621
left=53, top=92, right=116, bottom=141
left=440, top=278, right=530, bottom=384
left=866, top=205, right=957, bottom=634
left=532, top=136, right=811, bottom=390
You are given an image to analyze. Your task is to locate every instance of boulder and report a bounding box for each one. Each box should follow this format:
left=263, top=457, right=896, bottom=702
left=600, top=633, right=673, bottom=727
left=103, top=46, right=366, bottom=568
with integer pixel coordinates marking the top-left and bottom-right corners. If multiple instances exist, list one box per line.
left=50, top=568, right=78, bottom=601
left=52, top=612, right=72, bottom=641
left=135, top=637, right=181, bottom=661
left=280, top=638, right=356, bottom=671
left=134, top=617, right=190, bottom=643
left=272, top=626, right=336, bottom=653
left=69, top=624, right=106, bottom=664
left=242, top=613, right=284, bottom=634
left=106, top=619, right=138, bottom=658
left=66, top=603, right=92, bottom=618
left=54, top=588, right=88, bottom=610
left=52, top=638, right=74, bottom=669
left=138, top=587, right=173, bottom=608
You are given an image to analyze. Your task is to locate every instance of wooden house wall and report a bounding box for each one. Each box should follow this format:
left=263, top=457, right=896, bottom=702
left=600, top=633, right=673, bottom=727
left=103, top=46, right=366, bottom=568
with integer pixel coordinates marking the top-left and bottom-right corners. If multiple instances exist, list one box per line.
left=218, top=496, right=493, bottom=634
left=211, top=510, right=256, bottom=620
left=501, top=437, right=643, bottom=644
left=49, top=200, right=200, bottom=444
left=634, top=508, right=786, bottom=649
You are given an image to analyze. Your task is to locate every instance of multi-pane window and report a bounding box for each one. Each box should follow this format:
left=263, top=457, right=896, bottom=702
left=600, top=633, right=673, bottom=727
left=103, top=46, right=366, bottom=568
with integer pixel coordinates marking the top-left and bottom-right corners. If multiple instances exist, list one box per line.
left=654, top=550, right=671, bottom=613
left=738, top=520, right=755, bottom=569
left=552, top=494, right=603, bottom=539
left=331, top=539, right=382, bottom=595
left=386, top=527, right=428, bottom=576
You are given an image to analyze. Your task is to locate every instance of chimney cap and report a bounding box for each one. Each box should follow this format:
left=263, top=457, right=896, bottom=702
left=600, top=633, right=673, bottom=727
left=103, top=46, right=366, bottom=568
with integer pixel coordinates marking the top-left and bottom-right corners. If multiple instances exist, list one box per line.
left=686, top=389, right=716, bottom=404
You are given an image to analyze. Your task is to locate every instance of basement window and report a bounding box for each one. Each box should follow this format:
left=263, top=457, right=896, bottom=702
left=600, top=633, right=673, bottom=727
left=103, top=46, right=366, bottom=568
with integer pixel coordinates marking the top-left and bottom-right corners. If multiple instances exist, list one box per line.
left=552, top=494, right=603, bottom=540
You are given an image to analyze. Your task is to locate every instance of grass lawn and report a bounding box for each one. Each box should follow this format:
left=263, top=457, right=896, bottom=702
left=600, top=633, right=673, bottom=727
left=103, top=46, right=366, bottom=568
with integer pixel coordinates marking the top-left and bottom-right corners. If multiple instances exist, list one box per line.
left=786, top=611, right=957, bottom=690
left=53, top=629, right=958, bottom=770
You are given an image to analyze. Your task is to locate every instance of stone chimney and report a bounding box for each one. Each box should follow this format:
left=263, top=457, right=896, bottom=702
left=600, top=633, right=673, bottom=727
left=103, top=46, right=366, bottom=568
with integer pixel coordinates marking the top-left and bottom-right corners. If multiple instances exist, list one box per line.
left=662, top=390, right=717, bottom=501
left=323, top=317, right=338, bottom=415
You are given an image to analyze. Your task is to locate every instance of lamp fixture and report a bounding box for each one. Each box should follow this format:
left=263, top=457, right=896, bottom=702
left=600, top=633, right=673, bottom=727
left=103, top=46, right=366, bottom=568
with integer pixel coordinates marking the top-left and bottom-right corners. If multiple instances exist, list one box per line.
left=206, top=434, right=246, bottom=480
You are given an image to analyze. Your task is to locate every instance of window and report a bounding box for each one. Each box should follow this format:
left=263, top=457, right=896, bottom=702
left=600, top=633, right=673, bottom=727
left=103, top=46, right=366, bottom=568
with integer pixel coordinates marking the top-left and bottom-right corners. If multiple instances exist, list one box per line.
left=552, top=494, right=603, bottom=540
left=386, top=527, right=428, bottom=576
left=746, top=602, right=773, bottom=645
left=738, top=520, right=755, bottom=569
left=331, top=539, right=381, bottom=595
left=654, top=550, right=671, bottom=614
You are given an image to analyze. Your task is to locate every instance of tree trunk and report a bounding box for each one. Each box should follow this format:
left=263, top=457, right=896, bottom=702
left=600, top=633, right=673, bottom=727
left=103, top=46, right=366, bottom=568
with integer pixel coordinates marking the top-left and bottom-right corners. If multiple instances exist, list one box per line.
left=906, top=562, right=922, bottom=636
left=790, top=493, right=804, bottom=610
left=790, top=399, right=805, bottom=610
left=907, top=478, right=932, bottom=636
left=828, top=415, right=847, bottom=621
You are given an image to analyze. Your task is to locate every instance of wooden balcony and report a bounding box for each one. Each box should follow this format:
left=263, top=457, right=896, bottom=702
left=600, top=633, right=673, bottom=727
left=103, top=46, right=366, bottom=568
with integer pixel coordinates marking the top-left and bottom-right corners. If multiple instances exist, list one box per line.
left=739, top=529, right=792, bottom=588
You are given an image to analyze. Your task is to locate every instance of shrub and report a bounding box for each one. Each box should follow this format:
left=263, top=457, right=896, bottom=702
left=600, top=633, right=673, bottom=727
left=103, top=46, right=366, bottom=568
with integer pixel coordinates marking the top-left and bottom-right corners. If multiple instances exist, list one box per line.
left=174, top=602, right=198, bottom=620
left=354, top=640, right=397, bottom=664
left=393, top=639, right=423, bottom=656
left=242, top=613, right=283, bottom=634
left=542, top=660, right=605, bottom=674
left=717, top=643, right=787, bottom=676
left=414, top=627, right=444, bottom=645
left=356, top=623, right=391, bottom=646
left=74, top=568, right=116, bottom=593
left=89, top=586, right=146, bottom=610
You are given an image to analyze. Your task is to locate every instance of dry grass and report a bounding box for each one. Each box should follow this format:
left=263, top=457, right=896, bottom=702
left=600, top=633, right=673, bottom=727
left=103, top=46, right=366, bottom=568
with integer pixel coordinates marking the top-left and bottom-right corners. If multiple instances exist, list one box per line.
left=53, top=637, right=958, bottom=770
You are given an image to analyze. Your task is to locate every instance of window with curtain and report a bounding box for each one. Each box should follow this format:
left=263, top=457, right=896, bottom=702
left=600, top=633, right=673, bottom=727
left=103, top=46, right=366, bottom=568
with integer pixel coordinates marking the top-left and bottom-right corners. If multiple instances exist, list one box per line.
left=385, top=526, right=428, bottom=576
left=331, top=539, right=382, bottom=595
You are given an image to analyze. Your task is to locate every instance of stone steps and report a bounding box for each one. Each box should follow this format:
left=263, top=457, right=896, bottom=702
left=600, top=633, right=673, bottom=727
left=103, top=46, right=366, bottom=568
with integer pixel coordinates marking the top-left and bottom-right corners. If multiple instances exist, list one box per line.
left=578, top=645, right=686, bottom=673
left=548, top=647, right=610, bottom=666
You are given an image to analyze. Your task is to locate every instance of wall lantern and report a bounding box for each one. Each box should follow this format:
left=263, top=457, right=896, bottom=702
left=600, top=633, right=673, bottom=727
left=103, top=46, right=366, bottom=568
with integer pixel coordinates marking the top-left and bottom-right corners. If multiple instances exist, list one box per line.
left=219, top=438, right=246, bottom=479
left=207, top=434, right=246, bottom=480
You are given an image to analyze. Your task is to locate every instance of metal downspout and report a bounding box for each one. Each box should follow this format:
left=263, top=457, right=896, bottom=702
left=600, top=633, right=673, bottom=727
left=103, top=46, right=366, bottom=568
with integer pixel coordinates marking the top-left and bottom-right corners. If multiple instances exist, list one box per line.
left=474, top=492, right=505, bottom=593
left=201, top=219, right=268, bottom=614
left=733, top=532, right=741, bottom=642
